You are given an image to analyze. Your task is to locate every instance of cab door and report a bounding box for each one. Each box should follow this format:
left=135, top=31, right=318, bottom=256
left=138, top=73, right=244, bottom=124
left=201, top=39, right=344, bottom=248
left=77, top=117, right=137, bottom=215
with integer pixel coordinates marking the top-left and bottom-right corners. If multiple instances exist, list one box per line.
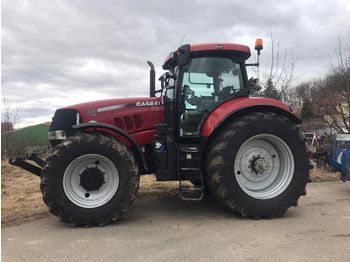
left=178, top=56, right=245, bottom=138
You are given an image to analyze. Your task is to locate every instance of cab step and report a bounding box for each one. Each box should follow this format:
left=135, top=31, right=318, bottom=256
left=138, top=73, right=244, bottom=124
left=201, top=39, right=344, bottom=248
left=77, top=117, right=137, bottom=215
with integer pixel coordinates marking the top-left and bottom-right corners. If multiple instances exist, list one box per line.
left=179, top=185, right=203, bottom=201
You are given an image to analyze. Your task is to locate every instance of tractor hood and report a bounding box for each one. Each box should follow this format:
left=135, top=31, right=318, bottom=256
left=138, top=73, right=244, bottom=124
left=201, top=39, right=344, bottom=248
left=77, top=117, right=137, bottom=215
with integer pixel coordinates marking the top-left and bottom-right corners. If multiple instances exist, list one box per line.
left=53, top=97, right=164, bottom=135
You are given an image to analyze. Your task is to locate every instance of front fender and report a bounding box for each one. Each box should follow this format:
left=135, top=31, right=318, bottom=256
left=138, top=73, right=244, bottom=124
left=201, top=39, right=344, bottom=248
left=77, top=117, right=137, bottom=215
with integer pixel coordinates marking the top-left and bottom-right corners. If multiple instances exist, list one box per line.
left=73, top=122, right=148, bottom=174
left=201, top=97, right=301, bottom=138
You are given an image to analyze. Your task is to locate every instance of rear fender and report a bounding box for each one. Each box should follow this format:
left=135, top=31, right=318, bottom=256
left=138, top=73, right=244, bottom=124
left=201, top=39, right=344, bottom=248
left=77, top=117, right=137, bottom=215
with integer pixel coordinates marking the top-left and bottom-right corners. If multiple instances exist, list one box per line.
left=73, top=122, right=148, bottom=174
left=201, top=97, right=301, bottom=138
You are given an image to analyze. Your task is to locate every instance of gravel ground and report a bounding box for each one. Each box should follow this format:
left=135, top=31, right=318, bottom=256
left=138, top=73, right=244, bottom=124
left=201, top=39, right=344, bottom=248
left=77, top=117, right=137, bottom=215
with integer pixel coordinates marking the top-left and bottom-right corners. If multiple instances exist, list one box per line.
left=2, top=181, right=350, bottom=262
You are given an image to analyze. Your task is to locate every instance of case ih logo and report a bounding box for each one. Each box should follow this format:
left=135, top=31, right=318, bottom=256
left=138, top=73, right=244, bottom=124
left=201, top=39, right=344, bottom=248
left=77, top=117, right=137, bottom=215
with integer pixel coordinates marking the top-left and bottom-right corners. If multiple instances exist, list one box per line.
left=86, top=108, right=98, bottom=116
left=136, top=101, right=161, bottom=107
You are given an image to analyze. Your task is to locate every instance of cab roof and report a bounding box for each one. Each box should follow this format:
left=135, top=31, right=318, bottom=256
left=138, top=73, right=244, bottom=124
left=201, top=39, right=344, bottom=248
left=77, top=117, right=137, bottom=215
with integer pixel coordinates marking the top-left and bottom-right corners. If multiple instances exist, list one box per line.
left=163, top=43, right=251, bottom=69
left=190, top=43, right=250, bottom=54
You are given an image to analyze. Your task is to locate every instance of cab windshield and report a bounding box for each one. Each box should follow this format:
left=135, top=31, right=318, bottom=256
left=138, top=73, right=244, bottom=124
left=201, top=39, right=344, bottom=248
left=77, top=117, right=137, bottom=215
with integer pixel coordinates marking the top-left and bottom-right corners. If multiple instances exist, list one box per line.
left=180, top=57, right=244, bottom=136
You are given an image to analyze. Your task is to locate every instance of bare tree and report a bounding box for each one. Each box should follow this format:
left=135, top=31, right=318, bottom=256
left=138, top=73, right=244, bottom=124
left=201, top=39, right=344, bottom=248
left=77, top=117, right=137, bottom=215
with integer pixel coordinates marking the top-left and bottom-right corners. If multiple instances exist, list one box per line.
left=311, top=39, right=350, bottom=133
left=262, top=33, right=297, bottom=101
left=287, top=81, right=318, bottom=111
left=331, top=38, right=350, bottom=73
left=1, top=97, right=21, bottom=159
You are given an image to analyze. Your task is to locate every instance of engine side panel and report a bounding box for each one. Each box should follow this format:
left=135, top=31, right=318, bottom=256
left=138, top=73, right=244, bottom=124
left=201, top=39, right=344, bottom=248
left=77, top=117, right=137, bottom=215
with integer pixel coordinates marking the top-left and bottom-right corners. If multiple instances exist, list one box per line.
left=64, top=97, right=164, bottom=145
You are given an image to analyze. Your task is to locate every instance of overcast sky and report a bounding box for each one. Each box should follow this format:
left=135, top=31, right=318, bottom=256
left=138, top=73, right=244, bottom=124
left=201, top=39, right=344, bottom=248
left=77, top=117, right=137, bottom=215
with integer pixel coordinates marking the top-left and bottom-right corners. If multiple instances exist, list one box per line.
left=2, top=0, right=350, bottom=127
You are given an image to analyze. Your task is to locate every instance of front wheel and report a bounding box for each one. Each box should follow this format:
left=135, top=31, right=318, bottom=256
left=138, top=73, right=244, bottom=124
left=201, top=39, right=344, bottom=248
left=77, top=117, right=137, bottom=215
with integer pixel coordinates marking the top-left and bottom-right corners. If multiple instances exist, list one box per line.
left=206, top=112, right=311, bottom=218
left=40, top=133, right=139, bottom=227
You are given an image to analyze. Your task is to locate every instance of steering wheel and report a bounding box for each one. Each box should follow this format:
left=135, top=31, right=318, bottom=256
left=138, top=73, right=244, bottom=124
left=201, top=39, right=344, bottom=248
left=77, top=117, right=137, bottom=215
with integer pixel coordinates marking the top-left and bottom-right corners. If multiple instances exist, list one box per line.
left=212, top=85, right=235, bottom=100
left=221, top=85, right=235, bottom=97
left=184, top=86, right=201, bottom=106
left=185, top=85, right=195, bottom=97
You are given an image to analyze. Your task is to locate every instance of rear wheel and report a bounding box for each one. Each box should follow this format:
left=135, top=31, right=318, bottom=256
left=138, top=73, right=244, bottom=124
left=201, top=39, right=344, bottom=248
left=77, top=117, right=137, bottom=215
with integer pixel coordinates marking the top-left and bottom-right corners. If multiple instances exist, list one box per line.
left=41, top=133, right=139, bottom=227
left=206, top=112, right=311, bottom=218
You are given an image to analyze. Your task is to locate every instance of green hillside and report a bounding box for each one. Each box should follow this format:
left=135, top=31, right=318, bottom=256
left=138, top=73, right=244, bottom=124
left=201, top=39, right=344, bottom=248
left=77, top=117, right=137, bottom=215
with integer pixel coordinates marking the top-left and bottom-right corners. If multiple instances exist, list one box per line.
left=2, top=123, right=50, bottom=147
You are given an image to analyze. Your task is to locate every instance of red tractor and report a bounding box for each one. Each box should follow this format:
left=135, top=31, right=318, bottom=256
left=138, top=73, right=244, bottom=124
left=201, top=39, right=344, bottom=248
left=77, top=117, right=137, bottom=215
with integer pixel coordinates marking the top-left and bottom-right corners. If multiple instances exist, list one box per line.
left=11, top=40, right=311, bottom=227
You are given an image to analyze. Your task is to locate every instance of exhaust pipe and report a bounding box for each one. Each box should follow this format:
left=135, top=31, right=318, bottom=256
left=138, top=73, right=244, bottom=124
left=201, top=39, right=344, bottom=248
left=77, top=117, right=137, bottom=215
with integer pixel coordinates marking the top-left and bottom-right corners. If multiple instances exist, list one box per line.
left=147, top=61, right=156, bottom=97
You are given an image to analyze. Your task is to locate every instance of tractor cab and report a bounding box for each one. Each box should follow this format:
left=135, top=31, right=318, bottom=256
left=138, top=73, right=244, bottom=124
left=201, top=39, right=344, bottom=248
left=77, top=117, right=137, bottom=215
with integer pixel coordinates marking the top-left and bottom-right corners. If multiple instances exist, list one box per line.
left=160, top=43, right=252, bottom=136
left=149, top=42, right=260, bottom=199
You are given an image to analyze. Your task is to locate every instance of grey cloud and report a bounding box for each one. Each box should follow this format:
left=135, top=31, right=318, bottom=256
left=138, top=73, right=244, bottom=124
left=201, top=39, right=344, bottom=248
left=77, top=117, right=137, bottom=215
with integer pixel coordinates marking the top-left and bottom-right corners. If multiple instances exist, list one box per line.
left=2, top=0, right=350, bottom=126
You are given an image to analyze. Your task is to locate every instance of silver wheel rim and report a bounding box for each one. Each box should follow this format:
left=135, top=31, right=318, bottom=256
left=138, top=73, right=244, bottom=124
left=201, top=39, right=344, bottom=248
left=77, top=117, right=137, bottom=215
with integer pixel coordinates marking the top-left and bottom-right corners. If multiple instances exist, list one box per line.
left=63, top=154, right=119, bottom=208
left=234, top=134, right=294, bottom=200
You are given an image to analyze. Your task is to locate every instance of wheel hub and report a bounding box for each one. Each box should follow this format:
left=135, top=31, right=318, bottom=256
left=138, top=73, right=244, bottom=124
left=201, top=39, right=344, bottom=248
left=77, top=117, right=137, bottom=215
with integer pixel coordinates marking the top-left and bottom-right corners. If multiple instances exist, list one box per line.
left=251, top=156, right=270, bottom=174
left=80, top=167, right=105, bottom=191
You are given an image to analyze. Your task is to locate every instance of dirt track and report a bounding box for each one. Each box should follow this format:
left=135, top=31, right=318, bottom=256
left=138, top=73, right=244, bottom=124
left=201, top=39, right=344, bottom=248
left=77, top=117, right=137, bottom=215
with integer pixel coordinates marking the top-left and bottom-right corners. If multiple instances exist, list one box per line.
left=2, top=181, right=350, bottom=262
left=1, top=161, right=179, bottom=227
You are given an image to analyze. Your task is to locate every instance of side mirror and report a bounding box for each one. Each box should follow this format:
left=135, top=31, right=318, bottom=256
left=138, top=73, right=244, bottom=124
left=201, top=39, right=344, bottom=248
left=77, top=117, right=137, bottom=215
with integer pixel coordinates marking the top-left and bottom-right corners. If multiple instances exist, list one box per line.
left=168, top=78, right=175, bottom=87
left=177, top=44, right=190, bottom=66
